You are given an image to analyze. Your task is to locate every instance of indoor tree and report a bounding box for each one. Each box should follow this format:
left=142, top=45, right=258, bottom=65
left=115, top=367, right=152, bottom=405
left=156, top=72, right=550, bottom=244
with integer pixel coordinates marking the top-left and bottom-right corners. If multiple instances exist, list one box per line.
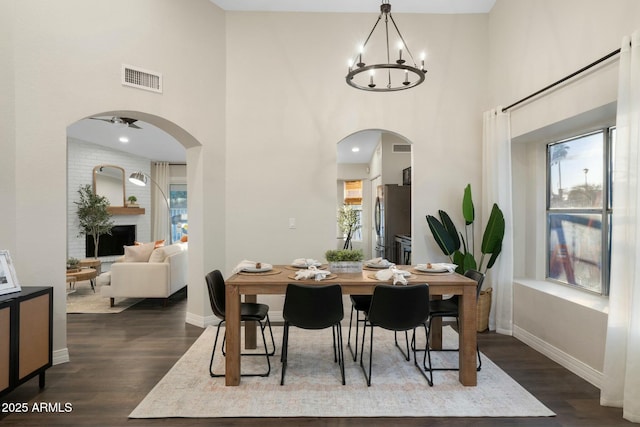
left=75, top=184, right=114, bottom=259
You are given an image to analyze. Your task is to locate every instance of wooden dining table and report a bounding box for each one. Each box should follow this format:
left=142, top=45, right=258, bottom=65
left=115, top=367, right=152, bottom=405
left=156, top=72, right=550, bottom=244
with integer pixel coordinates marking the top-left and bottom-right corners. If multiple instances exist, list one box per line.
left=224, top=265, right=478, bottom=386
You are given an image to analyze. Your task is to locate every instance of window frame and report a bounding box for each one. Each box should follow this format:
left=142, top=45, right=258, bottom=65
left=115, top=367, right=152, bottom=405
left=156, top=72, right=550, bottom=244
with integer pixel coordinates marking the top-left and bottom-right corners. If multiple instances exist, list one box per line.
left=545, top=127, right=614, bottom=296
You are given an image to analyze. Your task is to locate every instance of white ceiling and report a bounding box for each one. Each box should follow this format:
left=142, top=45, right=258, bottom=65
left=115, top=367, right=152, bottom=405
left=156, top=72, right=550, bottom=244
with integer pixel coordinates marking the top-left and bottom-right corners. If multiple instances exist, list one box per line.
left=209, top=0, right=496, bottom=14
left=67, top=116, right=186, bottom=163
left=68, top=1, right=495, bottom=164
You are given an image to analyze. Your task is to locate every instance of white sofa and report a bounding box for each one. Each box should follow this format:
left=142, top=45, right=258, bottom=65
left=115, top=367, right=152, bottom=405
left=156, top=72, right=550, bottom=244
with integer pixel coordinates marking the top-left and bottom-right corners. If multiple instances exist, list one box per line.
left=100, top=242, right=188, bottom=306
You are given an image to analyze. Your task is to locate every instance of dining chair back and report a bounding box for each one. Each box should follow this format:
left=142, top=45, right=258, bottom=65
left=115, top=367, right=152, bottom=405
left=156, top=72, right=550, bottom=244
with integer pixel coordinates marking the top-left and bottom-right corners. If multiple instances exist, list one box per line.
left=280, top=283, right=345, bottom=385
left=205, top=270, right=275, bottom=378
left=360, top=284, right=433, bottom=386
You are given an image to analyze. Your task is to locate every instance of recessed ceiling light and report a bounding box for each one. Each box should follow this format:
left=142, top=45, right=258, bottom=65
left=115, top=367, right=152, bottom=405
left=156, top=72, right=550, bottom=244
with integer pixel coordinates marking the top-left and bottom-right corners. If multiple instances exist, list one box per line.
left=352, top=147, right=360, bottom=152
left=119, top=136, right=129, bottom=143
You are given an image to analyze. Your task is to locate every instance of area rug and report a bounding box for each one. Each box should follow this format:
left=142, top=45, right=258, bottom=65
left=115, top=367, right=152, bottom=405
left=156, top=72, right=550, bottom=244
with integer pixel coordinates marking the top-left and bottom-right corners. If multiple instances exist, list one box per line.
left=66, top=282, right=143, bottom=314
left=130, top=325, right=555, bottom=418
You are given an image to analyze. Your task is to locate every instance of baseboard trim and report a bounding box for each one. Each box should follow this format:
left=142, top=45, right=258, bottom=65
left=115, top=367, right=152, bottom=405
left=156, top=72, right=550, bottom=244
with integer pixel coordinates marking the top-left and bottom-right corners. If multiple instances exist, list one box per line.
left=513, top=324, right=603, bottom=388
left=53, top=348, right=70, bottom=365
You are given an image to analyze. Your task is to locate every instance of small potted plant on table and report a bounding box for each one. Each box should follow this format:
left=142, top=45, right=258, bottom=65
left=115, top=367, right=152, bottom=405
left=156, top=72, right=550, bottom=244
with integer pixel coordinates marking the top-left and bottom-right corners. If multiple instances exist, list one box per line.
left=127, top=195, right=138, bottom=207
left=325, top=249, right=364, bottom=273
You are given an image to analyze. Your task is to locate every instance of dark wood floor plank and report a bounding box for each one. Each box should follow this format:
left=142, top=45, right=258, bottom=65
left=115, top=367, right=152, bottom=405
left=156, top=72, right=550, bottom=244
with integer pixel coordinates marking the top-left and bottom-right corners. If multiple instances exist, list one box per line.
left=0, top=293, right=632, bottom=426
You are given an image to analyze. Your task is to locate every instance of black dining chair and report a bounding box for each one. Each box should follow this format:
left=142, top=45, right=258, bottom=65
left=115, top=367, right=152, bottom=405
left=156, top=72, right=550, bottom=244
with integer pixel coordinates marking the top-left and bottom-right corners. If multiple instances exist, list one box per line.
left=206, top=269, right=276, bottom=377
left=427, top=269, right=485, bottom=371
left=347, top=295, right=372, bottom=361
left=280, top=283, right=345, bottom=386
left=360, top=284, right=433, bottom=387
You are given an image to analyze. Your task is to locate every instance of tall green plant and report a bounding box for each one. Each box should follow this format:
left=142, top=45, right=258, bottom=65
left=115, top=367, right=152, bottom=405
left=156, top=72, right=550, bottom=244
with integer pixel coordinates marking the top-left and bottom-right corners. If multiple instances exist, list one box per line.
left=75, top=184, right=114, bottom=258
left=426, top=184, right=504, bottom=274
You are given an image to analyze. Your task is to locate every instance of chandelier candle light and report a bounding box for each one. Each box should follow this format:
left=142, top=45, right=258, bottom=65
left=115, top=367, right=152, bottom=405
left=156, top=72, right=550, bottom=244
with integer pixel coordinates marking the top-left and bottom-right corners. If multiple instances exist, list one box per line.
left=346, top=1, right=427, bottom=92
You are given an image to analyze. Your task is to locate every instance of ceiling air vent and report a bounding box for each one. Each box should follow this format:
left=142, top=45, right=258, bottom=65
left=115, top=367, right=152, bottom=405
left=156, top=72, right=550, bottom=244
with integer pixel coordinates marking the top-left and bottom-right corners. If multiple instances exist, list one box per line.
left=122, top=64, right=162, bottom=93
left=393, top=144, right=411, bottom=153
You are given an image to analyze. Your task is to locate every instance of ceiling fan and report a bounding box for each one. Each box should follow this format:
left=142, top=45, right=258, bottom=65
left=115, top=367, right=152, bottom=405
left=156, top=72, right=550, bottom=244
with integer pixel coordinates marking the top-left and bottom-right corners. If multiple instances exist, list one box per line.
left=89, top=116, right=142, bottom=129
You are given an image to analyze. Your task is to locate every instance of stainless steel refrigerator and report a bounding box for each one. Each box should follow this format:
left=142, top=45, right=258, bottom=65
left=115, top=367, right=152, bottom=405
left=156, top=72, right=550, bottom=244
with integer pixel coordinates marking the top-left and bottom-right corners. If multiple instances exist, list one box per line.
left=374, top=184, right=411, bottom=264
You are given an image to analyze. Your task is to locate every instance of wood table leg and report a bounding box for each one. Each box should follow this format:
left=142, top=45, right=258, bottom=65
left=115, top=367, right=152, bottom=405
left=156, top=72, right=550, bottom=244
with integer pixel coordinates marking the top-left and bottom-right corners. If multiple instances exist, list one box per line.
left=225, top=284, right=241, bottom=386
left=243, top=295, right=257, bottom=350
left=429, top=295, right=442, bottom=349
left=459, top=286, right=477, bottom=386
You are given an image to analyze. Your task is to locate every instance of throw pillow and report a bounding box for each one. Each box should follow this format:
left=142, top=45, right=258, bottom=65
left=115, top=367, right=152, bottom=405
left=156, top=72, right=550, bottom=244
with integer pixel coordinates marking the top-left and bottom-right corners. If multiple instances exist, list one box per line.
left=135, top=239, right=165, bottom=248
left=148, top=247, right=167, bottom=263
left=124, top=241, right=155, bottom=262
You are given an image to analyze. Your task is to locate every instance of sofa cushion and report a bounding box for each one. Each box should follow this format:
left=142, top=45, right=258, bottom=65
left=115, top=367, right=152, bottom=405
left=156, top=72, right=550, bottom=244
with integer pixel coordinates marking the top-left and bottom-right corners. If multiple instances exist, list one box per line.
left=124, top=241, right=155, bottom=262
left=148, top=243, right=185, bottom=263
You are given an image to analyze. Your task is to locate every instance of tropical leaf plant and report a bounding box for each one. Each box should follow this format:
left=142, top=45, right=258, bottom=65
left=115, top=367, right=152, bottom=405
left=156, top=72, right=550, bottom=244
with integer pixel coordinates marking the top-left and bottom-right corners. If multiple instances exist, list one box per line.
left=426, top=184, right=504, bottom=274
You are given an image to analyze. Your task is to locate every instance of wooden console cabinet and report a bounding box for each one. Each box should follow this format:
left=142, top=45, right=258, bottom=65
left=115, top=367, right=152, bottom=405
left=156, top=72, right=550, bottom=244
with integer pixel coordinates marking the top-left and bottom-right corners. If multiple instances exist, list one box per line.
left=0, top=286, right=53, bottom=398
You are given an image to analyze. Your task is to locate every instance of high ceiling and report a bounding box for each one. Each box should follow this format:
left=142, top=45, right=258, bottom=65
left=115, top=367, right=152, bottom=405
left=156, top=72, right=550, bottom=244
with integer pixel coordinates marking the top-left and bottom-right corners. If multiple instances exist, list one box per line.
left=209, top=0, right=496, bottom=14
left=68, top=1, right=495, bottom=164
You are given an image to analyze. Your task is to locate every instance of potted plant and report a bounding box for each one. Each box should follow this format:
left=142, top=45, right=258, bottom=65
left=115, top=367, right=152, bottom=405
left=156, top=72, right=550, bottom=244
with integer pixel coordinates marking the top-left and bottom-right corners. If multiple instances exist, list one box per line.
left=425, top=184, right=505, bottom=275
left=325, top=249, right=364, bottom=273
left=127, top=195, right=138, bottom=207
left=426, top=184, right=504, bottom=332
left=75, top=184, right=114, bottom=259
left=67, top=257, right=80, bottom=271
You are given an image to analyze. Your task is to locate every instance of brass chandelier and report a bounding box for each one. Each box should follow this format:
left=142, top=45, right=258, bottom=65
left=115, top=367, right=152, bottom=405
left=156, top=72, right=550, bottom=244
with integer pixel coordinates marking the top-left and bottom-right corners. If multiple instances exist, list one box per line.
left=346, top=1, right=427, bottom=92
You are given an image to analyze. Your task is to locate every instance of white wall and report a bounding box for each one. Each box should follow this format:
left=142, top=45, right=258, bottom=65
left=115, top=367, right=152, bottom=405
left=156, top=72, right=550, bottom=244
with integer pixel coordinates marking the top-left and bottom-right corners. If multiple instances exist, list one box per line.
left=224, top=11, right=489, bottom=311
left=488, top=0, right=640, bottom=386
left=2, top=0, right=226, bottom=362
left=67, top=139, right=151, bottom=265
left=380, top=134, right=411, bottom=185
left=219, top=9, right=487, bottom=316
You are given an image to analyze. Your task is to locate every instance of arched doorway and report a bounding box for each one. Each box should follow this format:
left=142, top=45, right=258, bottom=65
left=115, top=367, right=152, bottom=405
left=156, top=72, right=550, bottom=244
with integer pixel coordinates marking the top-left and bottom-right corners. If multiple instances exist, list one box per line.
left=337, top=129, right=413, bottom=262
left=65, top=111, right=195, bottom=309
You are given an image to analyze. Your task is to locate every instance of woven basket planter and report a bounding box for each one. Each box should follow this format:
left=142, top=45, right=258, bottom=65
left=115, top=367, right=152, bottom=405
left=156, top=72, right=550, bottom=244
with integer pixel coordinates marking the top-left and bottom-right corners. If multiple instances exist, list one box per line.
left=476, top=287, right=492, bottom=332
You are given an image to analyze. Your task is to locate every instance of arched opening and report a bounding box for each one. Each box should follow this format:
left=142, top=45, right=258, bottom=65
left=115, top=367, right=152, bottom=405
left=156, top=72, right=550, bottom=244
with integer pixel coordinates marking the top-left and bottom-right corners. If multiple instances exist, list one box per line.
left=66, top=110, right=199, bottom=311
left=337, top=129, right=413, bottom=263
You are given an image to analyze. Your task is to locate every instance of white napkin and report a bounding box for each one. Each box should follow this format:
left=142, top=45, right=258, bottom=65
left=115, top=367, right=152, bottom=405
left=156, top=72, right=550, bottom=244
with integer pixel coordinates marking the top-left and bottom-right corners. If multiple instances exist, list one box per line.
left=375, top=267, right=410, bottom=285
left=292, top=258, right=320, bottom=267
left=231, top=260, right=270, bottom=275
left=366, top=257, right=392, bottom=267
left=294, top=265, right=332, bottom=281
left=417, top=262, right=457, bottom=272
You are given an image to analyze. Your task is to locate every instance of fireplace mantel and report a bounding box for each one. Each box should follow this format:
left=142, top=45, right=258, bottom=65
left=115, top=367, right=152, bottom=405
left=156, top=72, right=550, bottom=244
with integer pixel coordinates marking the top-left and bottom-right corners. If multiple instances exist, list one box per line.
left=107, top=207, right=145, bottom=215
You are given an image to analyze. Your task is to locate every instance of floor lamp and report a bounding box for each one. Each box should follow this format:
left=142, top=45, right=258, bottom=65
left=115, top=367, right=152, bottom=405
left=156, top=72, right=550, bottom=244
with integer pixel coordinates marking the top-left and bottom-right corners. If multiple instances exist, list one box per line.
left=129, top=171, right=172, bottom=244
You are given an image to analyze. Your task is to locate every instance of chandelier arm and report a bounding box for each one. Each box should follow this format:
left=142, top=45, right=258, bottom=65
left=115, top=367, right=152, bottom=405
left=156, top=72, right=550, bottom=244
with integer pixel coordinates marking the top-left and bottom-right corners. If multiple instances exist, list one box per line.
left=389, top=14, right=419, bottom=66
left=384, top=14, right=392, bottom=87
left=353, top=13, right=384, bottom=66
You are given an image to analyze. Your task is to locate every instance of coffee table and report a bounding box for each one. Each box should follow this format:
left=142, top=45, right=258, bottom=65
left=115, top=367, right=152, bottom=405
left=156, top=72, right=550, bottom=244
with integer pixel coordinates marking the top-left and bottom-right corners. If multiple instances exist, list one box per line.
left=66, top=268, right=97, bottom=292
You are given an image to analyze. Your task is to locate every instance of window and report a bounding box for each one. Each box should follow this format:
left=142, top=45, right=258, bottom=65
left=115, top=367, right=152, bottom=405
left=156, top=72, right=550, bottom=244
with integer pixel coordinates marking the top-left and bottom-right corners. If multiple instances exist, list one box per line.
left=546, top=128, right=614, bottom=295
left=170, top=184, right=187, bottom=242
left=342, top=180, right=363, bottom=242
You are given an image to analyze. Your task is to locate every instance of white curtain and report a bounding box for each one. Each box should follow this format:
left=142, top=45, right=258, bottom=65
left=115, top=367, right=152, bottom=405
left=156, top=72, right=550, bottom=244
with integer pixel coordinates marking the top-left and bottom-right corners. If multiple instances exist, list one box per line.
left=482, top=107, right=514, bottom=335
left=152, top=162, right=171, bottom=243
left=600, top=31, right=640, bottom=423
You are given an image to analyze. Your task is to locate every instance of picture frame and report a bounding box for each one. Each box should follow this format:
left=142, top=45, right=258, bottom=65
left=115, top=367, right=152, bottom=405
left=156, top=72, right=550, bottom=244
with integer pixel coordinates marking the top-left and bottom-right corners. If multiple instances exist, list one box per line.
left=0, top=250, right=22, bottom=296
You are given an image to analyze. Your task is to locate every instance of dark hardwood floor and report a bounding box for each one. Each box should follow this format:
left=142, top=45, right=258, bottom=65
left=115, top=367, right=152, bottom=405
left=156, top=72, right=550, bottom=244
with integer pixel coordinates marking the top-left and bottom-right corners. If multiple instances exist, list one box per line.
left=0, top=290, right=632, bottom=426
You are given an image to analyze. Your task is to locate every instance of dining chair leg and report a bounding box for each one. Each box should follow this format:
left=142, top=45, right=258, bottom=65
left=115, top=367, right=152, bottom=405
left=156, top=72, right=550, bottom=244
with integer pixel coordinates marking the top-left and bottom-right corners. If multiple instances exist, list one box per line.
left=336, top=324, right=346, bottom=385
left=264, top=313, right=277, bottom=356
left=394, top=330, right=411, bottom=361
left=209, top=321, right=225, bottom=377
left=426, top=316, right=482, bottom=372
left=280, top=322, right=289, bottom=385
left=418, top=324, right=433, bottom=386
left=332, top=325, right=338, bottom=363
left=347, top=306, right=362, bottom=362
left=359, top=320, right=374, bottom=387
